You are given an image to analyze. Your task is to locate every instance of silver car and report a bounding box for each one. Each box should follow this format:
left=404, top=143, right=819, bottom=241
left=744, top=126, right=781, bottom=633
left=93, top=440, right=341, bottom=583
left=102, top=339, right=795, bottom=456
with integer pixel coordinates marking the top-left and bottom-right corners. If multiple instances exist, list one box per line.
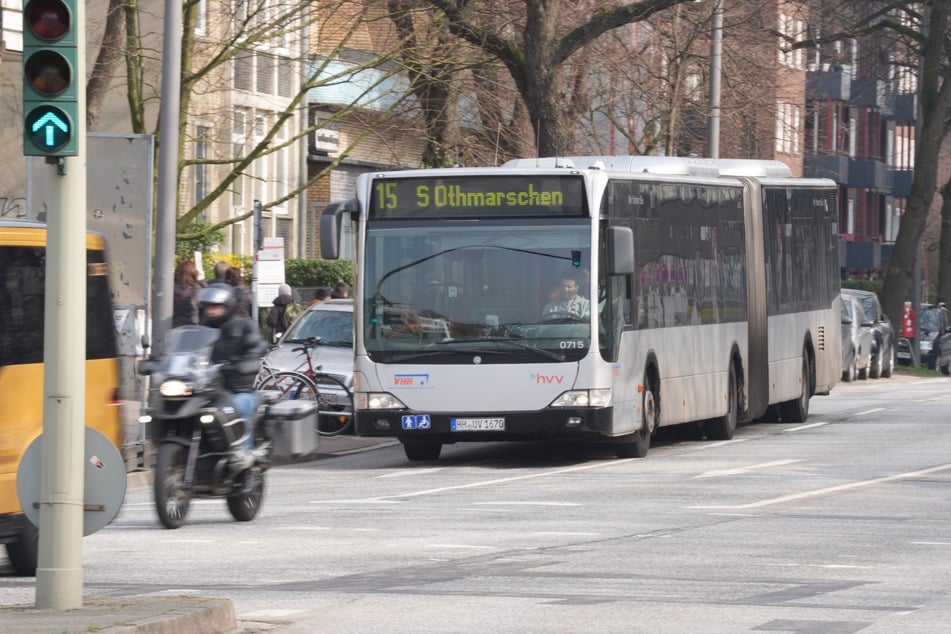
left=841, top=294, right=873, bottom=382
left=260, top=299, right=354, bottom=434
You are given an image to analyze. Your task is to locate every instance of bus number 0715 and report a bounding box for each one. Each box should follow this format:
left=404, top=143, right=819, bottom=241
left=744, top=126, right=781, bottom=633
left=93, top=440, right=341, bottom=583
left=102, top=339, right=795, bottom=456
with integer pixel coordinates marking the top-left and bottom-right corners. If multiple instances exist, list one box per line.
left=559, top=340, right=585, bottom=349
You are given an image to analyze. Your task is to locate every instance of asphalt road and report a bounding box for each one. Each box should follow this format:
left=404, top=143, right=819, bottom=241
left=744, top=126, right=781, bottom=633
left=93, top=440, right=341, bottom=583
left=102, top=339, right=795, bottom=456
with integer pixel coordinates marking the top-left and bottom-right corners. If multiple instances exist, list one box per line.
left=3, top=373, right=950, bottom=633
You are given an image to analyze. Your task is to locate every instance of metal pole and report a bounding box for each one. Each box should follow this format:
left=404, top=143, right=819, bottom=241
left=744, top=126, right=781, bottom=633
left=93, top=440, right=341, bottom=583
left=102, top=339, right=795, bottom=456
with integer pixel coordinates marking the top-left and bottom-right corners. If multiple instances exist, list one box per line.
left=152, top=0, right=183, bottom=357
left=35, top=2, right=87, bottom=609
left=707, top=0, right=723, bottom=159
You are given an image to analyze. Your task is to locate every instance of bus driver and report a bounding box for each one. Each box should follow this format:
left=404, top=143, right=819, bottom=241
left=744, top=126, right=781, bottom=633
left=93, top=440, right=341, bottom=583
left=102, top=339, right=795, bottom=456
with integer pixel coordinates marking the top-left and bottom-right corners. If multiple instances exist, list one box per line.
left=542, top=270, right=590, bottom=320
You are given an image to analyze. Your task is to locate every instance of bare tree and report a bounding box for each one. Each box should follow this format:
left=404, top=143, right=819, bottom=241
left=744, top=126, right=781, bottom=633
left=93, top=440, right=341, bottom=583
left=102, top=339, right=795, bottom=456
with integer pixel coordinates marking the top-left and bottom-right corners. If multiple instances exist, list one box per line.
left=416, top=0, right=697, bottom=157
left=84, top=0, right=418, bottom=239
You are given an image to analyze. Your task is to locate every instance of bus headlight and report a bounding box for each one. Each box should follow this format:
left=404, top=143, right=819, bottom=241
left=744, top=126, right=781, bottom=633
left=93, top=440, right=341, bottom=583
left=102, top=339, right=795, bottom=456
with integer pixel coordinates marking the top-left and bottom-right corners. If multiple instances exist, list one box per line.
left=159, top=380, right=192, bottom=397
left=356, top=392, right=407, bottom=410
left=550, top=389, right=611, bottom=408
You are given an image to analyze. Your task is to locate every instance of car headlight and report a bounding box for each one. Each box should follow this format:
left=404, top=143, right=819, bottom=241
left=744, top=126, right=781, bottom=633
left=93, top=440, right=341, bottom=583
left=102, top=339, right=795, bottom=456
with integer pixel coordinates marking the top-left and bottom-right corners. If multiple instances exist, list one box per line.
left=920, top=340, right=933, bottom=352
left=159, top=380, right=192, bottom=397
left=550, top=389, right=611, bottom=408
left=356, top=392, right=407, bottom=410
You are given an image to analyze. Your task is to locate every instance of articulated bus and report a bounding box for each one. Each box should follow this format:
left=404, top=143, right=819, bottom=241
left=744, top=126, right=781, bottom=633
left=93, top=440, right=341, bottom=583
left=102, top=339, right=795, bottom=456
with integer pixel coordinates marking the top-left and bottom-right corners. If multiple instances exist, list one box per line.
left=320, top=156, right=840, bottom=462
left=0, top=219, right=121, bottom=575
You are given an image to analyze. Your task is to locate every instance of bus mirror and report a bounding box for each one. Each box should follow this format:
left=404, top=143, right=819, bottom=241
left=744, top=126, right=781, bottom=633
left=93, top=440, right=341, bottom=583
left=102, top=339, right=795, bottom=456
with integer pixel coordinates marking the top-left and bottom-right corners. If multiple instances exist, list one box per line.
left=137, top=359, right=155, bottom=376
left=320, top=198, right=357, bottom=260
left=606, top=226, right=634, bottom=276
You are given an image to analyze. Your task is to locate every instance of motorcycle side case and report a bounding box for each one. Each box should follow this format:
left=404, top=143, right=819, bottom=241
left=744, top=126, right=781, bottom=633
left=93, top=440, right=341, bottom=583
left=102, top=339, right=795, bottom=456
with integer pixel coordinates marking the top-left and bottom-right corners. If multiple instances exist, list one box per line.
left=265, top=400, right=318, bottom=458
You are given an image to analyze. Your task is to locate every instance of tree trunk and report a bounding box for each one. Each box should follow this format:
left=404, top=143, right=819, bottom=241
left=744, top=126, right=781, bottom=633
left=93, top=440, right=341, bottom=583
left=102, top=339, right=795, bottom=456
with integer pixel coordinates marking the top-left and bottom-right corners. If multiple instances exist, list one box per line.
left=87, top=0, right=127, bottom=130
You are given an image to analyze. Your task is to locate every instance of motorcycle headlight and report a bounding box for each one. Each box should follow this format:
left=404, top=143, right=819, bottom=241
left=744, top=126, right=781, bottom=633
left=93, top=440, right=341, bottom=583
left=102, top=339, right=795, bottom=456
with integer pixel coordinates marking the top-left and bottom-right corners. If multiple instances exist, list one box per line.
left=550, top=389, right=611, bottom=408
left=920, top=340, right=933, bottom=352
left=159, top=380, right=193, bottom=397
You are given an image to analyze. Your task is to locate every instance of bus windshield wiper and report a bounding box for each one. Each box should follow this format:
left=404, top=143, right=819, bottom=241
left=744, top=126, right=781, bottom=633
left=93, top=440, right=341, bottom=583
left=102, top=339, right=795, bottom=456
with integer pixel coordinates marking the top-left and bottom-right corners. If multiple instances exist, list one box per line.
left=434, top=337, right=566, bottom=361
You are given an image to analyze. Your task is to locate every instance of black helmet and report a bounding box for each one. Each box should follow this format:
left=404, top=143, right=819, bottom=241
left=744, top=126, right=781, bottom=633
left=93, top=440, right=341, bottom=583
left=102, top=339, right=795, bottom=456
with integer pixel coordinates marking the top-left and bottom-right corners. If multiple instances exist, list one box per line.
left=197, top=283, right=236, bottom=327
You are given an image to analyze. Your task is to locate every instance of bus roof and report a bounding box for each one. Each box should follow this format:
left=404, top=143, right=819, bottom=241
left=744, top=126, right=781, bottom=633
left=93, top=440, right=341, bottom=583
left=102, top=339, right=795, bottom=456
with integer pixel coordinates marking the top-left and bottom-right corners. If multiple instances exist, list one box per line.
left=0, top=218, right=109, bottom=249
left=503, top=156, right=797, bottom=179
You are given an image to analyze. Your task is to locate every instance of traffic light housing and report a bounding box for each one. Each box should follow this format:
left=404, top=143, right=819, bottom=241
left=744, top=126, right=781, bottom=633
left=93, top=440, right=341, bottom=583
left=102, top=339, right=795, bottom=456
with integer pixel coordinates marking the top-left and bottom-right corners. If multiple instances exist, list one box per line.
left=22, top=0, right=79, bottom=157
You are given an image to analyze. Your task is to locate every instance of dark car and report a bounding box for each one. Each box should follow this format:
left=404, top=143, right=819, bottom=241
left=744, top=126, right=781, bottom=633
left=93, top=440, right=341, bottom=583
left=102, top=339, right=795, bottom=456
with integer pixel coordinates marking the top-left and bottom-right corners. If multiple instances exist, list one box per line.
left=841, top=289, right=896, bottom=378
left=917, top=304, right=951, bottom=374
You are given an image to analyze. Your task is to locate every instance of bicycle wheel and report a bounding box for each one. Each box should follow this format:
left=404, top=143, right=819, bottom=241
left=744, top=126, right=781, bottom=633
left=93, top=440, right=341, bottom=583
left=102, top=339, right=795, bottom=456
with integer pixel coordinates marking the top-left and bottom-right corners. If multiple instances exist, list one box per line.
left=312, top=372, right=353, bottom=436
left=256, top=371, right=319, bottom=404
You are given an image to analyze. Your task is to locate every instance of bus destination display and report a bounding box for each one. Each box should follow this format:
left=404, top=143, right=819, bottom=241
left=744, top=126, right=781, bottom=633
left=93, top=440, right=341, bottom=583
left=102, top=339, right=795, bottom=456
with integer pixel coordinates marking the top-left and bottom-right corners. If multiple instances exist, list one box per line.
left=369, top=175, right=586, bottom=218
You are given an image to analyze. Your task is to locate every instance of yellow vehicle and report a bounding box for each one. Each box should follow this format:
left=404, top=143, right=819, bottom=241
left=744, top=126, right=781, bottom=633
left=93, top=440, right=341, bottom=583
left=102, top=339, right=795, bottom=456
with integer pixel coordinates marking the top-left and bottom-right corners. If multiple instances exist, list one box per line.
left=0, top=219, right=121, bottom=575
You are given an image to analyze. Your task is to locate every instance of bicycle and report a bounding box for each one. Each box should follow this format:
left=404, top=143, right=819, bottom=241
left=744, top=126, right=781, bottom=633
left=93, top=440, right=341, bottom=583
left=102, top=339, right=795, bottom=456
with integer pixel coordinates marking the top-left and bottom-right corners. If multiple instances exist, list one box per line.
left=254, top=337, right=354, bottom=436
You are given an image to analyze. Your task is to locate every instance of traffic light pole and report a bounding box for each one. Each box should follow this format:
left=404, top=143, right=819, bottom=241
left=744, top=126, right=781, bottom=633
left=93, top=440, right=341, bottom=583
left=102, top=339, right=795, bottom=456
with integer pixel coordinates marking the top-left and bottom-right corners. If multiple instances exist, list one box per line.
left=29, top=0, right=87, bottom=610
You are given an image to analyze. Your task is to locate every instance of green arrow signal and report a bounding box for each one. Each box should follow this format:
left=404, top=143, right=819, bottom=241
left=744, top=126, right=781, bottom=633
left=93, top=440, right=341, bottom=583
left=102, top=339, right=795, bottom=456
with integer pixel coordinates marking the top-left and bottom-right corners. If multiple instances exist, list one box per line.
left=24, top=105, right=72, bottom=153
left=32, top=110, right=69, bottom=147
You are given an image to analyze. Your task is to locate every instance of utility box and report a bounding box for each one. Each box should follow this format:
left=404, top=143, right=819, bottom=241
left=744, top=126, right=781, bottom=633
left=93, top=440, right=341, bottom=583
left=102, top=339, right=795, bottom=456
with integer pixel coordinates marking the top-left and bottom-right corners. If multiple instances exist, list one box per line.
left=266, top=400, right=318, bottom=458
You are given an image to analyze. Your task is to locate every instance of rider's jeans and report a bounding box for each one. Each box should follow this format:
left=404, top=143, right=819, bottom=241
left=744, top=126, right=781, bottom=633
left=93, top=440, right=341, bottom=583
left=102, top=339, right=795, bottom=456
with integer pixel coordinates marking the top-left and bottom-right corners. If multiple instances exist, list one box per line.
left=232, top=391, right=259, bottom=448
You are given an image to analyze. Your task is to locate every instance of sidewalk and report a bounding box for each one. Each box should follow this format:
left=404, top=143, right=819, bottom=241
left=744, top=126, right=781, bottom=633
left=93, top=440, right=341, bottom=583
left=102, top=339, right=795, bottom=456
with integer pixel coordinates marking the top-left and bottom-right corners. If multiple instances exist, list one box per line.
left=1, top=434, right=396, bottom=634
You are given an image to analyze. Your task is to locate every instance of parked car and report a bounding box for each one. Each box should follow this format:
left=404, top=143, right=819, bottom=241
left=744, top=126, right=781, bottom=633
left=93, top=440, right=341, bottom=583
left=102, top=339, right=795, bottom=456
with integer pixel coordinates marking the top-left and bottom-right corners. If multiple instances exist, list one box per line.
left=841, top=288, right=895, bottom=378
left=841, top=294, right=873, bottom=382
left=917, top=303, right=951, bottom=374
left=260, top=299, right=355, bottom=431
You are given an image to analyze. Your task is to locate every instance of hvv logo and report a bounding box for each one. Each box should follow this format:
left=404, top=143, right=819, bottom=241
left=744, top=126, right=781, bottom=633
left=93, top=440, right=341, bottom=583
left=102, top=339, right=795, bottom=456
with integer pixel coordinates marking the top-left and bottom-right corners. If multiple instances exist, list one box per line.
left=531, top=373, right=565, bottom=384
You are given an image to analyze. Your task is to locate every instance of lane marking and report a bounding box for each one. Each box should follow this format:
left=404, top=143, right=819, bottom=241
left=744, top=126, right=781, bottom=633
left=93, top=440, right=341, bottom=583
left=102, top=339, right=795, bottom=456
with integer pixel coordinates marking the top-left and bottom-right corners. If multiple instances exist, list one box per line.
left=911, top=541, right=951, bottom=546
left=315, top=458, right=634, bottom=502
left=695, top=459, right=803, bottom=479
left=854, top=407, right=886, bottom=416
left=472, top=501, right=580, bottom=506
left=782, top=421, right=828, bottom=432
left=691, top=462, right=951, bottom=510
left=534, top=531, right=600, bottom=536
left=689, top=438, right=749, bottom=451
left=426, top=544, right=494, bottom=550
left=376, top=468, right=446, bottom=479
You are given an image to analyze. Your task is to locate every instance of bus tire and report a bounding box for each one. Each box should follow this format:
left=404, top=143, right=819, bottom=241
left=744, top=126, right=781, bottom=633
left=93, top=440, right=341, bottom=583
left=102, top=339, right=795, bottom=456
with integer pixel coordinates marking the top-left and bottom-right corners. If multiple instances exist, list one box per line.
left=5, top=518, right=39, bottom=576
left=779, top=352, right=811, bottom=423
left=703, top=363, right=737, bottom=441
left=403, top=441, right=442, bottom=461
left=616, top=373, right=657, bottom=458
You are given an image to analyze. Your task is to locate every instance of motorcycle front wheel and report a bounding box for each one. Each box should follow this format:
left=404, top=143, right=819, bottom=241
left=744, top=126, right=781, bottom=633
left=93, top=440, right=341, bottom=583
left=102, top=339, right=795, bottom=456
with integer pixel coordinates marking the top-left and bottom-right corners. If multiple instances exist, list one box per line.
left=154, top=442, right=191, bottom=529
left=227, top=466, right=265, bottom=522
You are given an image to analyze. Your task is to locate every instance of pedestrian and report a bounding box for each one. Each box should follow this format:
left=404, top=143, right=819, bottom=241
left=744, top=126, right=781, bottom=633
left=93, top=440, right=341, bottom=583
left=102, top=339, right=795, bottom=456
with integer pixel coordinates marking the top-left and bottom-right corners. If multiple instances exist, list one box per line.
left=224, top=265, right=253, bottom=317
left=309, top=287, right=331, bottom=306
left=172, top=260, right=205, bottom=327
left=266, top=283, right=303, bottom=341
left=332, top=281, right=351, bottom=299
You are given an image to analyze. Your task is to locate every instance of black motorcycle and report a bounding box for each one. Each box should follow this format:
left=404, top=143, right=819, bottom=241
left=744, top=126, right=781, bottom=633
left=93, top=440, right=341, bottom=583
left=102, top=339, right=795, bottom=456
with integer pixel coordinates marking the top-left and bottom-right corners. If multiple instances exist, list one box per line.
left=138, top=325, right=273, bottom=529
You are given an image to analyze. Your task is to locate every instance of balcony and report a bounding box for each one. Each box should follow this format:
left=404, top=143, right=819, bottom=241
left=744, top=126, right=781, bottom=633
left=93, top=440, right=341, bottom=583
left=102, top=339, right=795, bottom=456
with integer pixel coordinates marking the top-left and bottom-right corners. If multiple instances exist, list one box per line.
left=850, top=78, right=893, bottom=115
left=805, top=154, right=849, bottom=181
left=888, top=93, right=917, bottom=123
left=848, top=159, right=892, bottom=190
left=807, top=67, right=850, bottom=102
left=890, top=169, right=914, bottom=198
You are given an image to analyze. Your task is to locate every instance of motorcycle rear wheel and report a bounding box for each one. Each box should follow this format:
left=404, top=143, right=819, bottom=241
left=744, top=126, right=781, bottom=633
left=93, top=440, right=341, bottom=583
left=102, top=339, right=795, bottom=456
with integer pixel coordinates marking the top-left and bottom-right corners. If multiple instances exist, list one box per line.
left=154, top=442, right=191, bottom=529
left=227, top=467, right=265, bottom=522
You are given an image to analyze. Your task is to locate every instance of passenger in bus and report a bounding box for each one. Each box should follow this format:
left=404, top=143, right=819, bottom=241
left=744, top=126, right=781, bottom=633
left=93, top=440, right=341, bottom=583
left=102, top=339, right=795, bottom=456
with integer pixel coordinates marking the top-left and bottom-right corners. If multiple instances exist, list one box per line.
left=542, top=270, right=590, bottom=320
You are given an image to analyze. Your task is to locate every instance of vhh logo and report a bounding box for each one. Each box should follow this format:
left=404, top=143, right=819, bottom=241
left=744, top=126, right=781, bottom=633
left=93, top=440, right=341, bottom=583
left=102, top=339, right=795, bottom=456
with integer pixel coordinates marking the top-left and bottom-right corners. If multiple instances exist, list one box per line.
left=531, top=373, right=565, bottom=384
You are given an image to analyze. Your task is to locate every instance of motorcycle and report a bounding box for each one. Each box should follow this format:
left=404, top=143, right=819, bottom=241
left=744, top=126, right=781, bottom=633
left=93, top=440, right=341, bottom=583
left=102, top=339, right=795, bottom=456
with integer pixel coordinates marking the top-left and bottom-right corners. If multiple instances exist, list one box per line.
left=138, top=325, right=273, bottom=529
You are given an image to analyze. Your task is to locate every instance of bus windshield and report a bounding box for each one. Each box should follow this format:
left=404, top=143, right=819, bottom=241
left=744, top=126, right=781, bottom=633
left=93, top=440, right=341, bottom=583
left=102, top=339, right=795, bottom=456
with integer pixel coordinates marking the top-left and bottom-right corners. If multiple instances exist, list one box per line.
left=363, top=218, right=592, bottom=363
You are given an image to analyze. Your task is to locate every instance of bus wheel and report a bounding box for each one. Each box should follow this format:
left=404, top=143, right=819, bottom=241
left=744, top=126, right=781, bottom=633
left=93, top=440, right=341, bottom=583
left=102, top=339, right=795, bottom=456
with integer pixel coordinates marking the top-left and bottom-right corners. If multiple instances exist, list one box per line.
left=616, top=375, right=656, bottom=458
left=703, top=364, right=737, bottom=441
left=403, top=441, right=442, bottom=461
left=779, top=353, right=811, bottom=423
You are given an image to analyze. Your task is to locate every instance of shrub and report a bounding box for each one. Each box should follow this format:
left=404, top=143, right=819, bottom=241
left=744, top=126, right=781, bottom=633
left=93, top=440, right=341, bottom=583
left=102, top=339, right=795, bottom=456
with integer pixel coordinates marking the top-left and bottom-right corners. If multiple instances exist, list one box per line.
left=285, top=259, right=353, bottom=288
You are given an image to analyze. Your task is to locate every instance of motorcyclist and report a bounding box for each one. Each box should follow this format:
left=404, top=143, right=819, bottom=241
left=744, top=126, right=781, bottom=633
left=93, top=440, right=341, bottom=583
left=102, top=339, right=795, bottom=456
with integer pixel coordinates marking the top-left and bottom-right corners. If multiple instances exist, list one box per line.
left=196, top=283, right=266, bottom=448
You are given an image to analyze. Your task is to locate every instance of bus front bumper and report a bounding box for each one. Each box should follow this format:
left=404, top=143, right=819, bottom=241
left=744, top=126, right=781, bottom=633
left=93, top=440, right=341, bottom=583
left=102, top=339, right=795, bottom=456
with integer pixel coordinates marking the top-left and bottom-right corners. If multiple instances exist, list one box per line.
left=355, top=406, right=616, bottom=441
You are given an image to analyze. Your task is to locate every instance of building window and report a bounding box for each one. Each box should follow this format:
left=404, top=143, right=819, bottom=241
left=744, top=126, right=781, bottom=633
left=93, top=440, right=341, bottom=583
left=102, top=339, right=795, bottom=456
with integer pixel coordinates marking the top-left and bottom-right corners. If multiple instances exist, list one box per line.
left=234, top=53, right=253, bottom=92
left=775, top=103, right=801, bottom=155
left=194, top=0, right=207, bottom=36
left=195, top=126, right=210, bottom=207
left=256, top=52, right=275, bottom=94
left=778, top=14, right=804, bottom=70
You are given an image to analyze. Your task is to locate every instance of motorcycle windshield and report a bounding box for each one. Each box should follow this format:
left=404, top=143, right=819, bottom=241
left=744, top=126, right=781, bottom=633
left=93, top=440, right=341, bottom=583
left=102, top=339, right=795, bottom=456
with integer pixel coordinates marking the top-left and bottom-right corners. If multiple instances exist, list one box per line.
left=160, top=325, right=220, bottom=376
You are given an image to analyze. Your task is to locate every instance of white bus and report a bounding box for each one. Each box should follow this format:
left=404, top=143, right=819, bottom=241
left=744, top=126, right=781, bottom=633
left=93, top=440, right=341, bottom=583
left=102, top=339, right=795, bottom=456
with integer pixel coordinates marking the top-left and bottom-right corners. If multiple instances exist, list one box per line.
left=321, top=156, right=841, bottom=461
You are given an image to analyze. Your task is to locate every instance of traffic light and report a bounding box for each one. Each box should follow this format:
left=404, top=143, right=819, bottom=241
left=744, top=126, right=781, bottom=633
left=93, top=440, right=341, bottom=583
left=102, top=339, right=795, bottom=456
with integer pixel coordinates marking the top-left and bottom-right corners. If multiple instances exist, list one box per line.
left=22, top=0, right=79, bottom=157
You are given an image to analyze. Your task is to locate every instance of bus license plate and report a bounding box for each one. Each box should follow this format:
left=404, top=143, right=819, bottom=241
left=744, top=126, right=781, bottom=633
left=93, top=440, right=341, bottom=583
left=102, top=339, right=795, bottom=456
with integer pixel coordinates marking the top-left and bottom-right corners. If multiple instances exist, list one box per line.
left=451, top=418, right=505, bottom=432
